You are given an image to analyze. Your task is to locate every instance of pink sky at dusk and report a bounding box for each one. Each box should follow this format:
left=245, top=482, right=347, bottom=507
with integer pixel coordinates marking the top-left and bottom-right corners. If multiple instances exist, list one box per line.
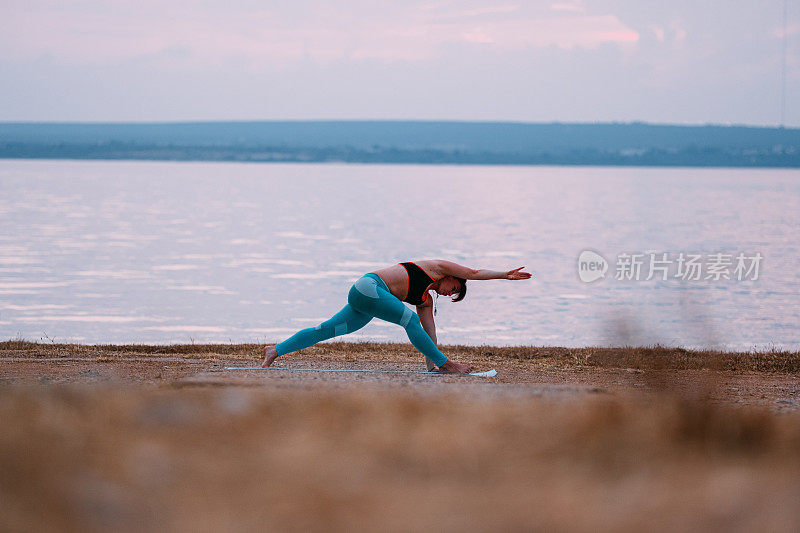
left=0, top=1, right=797, bottom=125
left=2, top=2, right=639, bottom=64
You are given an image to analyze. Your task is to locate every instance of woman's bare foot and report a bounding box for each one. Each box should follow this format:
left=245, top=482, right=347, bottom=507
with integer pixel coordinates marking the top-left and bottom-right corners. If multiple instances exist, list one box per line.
left=438, top=360, right=474, bottom=373
left=262, top=345, right=279, bottom=368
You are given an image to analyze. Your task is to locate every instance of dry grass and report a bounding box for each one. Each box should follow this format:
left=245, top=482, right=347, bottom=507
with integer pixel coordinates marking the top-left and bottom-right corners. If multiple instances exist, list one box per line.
left=1, top=384, right=800, bottom=532
left=3, top=341, right=799, bottom=372
left=2, top=341, right=799, bottom=531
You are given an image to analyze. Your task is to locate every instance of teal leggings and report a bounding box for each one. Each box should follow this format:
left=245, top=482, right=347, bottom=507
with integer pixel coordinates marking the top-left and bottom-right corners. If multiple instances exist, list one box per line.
left=274, top=273, right=448, bottom=367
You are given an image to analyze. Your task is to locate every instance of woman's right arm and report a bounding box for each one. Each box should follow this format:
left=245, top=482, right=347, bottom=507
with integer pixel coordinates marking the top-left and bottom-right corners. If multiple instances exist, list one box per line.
left=434, top=260, right=531, bottom=280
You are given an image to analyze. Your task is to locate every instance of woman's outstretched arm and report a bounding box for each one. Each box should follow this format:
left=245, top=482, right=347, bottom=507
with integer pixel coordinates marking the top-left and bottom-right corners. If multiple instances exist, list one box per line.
left=434, top=260, right=532, bottom=280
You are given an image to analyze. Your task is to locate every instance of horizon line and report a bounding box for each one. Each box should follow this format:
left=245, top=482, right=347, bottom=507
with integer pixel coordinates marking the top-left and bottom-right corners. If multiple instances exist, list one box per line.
left=1, top=119, right=798, bottom=130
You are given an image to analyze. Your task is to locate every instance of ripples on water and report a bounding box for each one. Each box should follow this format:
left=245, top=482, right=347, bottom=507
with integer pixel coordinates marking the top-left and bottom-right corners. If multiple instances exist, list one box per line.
left=1, top=160, right=798, bottom=350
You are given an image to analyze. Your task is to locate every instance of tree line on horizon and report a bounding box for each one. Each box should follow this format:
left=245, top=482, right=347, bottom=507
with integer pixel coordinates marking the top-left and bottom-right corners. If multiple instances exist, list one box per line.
left=1, top=121, right=798, bottom=167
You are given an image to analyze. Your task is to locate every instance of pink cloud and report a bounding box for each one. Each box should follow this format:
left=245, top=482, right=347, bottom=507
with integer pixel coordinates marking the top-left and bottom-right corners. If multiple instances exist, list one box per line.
left=550, top=3, right=585, bottom=13
left=0, top=2, right=640, bottom=66
left=596, top=31, right=640, bottom=43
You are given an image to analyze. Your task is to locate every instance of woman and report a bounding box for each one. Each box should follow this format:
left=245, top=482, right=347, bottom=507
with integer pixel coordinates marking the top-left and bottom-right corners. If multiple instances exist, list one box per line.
left=262, top=260, right=532, bottom=373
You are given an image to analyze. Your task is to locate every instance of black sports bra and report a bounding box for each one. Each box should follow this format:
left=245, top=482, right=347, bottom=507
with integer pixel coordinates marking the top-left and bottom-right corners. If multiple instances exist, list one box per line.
left=400, top=262, right=434, bottom=305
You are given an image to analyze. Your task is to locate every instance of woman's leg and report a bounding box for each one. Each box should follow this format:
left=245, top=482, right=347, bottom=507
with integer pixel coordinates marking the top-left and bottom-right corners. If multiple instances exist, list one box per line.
left=348, top=276, right=449, bottom=368
left=273, top=303, right=372, bottom=357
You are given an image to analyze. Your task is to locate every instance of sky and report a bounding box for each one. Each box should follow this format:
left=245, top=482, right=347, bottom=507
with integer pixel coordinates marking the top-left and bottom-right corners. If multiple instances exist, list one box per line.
left=0, top=0, right=798, bottom=126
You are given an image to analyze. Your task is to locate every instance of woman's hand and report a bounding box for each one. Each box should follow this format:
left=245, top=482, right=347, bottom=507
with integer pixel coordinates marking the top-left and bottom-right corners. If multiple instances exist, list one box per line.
left=505, top=266, right=532, bottom=280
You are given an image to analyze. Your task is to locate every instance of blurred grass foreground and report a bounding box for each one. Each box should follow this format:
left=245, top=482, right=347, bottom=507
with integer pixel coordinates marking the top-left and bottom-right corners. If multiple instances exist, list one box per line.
left=1, top=341, right=799, bottom=531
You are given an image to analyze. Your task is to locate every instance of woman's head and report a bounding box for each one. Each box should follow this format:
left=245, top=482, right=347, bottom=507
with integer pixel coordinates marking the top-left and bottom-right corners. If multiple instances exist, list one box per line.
left=436, top=276, right=467, bottom=302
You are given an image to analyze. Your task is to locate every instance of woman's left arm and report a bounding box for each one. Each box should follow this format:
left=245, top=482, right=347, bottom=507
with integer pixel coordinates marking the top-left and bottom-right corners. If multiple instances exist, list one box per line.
left=417, top=300, right=438, bottom=371
left=435, top=260, right=532, bottom=280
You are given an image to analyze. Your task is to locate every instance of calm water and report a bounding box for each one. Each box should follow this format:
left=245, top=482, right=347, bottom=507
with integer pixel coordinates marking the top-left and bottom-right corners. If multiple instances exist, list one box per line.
left=1, top=159, right=799, bottom=350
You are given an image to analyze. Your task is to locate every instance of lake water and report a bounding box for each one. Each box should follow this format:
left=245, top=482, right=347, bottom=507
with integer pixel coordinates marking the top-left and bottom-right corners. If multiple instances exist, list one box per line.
left=1, top=159, right=798, bottom=351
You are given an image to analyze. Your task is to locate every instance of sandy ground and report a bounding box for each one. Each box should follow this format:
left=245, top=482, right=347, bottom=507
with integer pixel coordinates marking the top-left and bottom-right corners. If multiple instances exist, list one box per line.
left=1, top=341, right=799, bottom=532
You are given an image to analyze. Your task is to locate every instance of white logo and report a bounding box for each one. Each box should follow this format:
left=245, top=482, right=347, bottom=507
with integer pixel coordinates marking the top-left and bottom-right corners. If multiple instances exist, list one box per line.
left=578, top=250, right=608, bottom=283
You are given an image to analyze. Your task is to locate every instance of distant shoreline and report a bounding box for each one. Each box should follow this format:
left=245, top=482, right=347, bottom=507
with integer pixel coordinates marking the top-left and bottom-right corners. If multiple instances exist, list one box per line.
left=2, top=152, right=799, bottom=168
left=2, top=120, right=799, bottom=168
